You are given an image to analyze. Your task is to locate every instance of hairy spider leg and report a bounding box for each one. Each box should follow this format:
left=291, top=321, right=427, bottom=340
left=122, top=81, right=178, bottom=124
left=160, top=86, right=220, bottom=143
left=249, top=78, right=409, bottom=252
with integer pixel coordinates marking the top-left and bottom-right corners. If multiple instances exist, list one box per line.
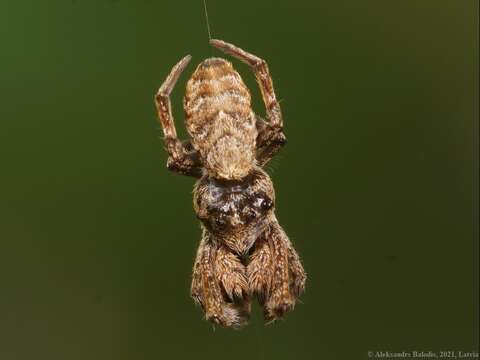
left=209, top=39, right=287, bottom=166
left=155, top=55, right=202, bottom=177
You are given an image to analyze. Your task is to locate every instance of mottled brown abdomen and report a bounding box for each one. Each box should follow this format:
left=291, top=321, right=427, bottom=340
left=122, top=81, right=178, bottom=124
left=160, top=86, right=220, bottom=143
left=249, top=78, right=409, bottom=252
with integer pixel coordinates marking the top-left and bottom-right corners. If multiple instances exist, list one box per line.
left=184, top=58, right=257, bottom=180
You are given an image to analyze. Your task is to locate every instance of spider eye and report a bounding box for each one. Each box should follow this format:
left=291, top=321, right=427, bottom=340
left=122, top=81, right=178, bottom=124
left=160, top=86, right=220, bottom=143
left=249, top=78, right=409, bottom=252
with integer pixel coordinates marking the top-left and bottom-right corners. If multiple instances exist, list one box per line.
left=261, top=198, right=273, bottom=210
left=253, top=196, right=273, bottom=211
left=243, top=208, right=258, bottom=222
left=213, top=213, right=227, bottom=228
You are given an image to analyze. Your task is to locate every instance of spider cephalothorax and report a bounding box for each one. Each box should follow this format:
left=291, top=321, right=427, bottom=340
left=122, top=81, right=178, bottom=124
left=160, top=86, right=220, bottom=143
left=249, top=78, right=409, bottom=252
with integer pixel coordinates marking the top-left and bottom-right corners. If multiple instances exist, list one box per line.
left=154, top=39, right=306, bottom=327
left=194, top=168, right=274, bottom=255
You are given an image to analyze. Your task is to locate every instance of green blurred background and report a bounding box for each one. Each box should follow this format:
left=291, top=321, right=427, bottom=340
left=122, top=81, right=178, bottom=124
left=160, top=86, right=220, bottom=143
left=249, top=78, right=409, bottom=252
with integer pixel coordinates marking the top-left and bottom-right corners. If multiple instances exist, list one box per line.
left=0, top=1, right=478, bottom=359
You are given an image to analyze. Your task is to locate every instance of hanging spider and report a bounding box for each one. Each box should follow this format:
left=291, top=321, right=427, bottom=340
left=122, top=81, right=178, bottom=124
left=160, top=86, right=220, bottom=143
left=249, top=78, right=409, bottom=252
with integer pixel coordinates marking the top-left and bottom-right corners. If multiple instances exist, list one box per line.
left=154, top=39, right=306, bottom=327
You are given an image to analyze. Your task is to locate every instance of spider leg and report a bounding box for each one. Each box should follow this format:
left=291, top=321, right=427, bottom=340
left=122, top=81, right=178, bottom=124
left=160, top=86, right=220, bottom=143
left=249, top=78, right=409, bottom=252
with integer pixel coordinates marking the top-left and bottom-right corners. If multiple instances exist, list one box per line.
left=191, top=231, right=249, bottom=328
left=215, top=245, right=249, bottom=302
left=255, top=114, right=287, bottom=167
left=210, top=39, right=286, bottom=166
left=247, top=236, right=273, bottom=304
left=247, top=221, right=306, bottom=323
left=155, top=55, right=202, bottom=177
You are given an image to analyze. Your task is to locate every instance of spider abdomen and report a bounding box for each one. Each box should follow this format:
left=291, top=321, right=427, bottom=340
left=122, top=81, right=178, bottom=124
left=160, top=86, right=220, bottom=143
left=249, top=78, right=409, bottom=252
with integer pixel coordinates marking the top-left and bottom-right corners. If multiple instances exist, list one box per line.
left=184, top=58, right=258, bottom=180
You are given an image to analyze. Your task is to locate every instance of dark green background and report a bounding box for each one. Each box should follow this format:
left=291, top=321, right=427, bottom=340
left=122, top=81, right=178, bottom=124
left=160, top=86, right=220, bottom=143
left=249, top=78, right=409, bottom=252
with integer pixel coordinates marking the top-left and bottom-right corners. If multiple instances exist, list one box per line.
left=1, top=1, right=478, bottom=359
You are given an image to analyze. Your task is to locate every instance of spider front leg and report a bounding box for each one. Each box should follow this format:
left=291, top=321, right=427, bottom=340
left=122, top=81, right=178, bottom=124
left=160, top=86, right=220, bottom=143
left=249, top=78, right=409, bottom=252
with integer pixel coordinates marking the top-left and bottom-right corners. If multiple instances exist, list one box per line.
left=210, top=39, right=286, bottom=166
left=248, top=222, right=306, bottom=323
left=191, top=231, right=250, bottom=327
left=215, top=245, right=249, bottom=303
left=247, top=236, right=273, bottom=304
left=155, top=55, right=202, bottom=177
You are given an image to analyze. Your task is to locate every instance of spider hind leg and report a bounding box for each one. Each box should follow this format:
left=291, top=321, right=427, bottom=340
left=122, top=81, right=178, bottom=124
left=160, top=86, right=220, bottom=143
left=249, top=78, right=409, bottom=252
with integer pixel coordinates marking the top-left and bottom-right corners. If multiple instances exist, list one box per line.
left=155, top=55, right=202, bottom=177
left=210, top=39, right=287, bottom=166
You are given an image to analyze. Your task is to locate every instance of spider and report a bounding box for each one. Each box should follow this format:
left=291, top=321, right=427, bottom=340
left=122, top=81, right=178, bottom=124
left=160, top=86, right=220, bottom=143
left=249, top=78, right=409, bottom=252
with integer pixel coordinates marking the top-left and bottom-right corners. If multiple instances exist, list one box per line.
left=154, top=39, right=306, bottom=327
